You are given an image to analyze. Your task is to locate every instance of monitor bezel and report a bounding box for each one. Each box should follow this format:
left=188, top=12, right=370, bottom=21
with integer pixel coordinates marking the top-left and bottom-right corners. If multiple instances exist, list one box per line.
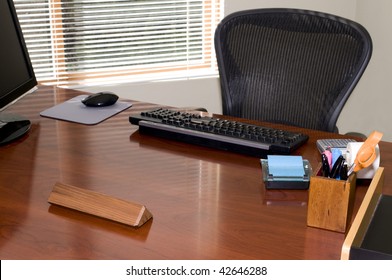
left=0, top=0, right=38, bottom=111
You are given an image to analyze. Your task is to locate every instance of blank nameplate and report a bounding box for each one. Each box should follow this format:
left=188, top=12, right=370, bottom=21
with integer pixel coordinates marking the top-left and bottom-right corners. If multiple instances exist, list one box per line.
left=48, top=182, right=152, bottom=227
left=40, top=95, right=132, bottom=125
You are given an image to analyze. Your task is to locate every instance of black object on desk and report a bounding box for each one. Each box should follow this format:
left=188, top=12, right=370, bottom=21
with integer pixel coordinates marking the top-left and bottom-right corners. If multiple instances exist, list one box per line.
left=129, top=108, right=309, bottom=158
left=0, top=114, right=31, bottom=145
left=81, top=92, right=119, bottom=107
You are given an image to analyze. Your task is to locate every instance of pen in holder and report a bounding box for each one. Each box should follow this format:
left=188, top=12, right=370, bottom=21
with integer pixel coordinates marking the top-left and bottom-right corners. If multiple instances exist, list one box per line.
left=307, top=164, right=356, bottom=233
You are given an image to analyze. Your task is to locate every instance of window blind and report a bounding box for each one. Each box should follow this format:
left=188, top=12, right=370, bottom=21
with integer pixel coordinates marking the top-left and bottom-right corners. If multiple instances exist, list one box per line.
left=13, top=0, right=223, bottom=87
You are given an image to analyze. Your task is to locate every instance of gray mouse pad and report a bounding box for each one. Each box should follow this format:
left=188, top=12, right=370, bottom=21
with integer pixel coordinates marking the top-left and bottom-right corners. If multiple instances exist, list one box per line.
left=40, top=95, right=132, bottom=125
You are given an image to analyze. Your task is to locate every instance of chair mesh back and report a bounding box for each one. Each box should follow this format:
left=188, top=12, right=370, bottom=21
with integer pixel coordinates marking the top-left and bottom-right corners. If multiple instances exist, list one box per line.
left=215, top=9, right=372, bottom=132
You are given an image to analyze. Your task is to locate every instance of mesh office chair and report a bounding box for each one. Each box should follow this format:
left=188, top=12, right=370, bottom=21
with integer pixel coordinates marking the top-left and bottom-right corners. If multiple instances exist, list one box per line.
left=214, top=8, right=372, bottom=132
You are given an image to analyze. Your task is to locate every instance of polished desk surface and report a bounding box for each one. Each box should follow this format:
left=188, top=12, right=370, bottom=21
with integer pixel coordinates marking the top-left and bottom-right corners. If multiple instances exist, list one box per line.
left=1, top=86, right=391, bottom=260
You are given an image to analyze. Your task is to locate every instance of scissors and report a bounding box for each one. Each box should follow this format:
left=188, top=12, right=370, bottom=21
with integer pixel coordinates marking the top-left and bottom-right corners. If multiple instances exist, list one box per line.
left=347, top=130, right=383, bottom=176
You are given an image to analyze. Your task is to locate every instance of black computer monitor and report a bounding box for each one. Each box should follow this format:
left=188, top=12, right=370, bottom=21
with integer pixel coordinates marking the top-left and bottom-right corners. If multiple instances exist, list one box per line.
left=0, top=0, right=38, bottom=145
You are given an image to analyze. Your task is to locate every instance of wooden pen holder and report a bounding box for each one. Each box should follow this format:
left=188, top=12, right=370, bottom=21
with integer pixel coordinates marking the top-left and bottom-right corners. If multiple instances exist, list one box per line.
left=307, top=166, right=356, bottom=233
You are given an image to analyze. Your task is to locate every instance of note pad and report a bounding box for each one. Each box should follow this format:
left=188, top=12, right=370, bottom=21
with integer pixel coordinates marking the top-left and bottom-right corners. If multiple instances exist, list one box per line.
left=261, top=155, right=311, bottom=190
left=267, top=155, right=305, bottom=177
left=40, top=95, right=132, bottom=125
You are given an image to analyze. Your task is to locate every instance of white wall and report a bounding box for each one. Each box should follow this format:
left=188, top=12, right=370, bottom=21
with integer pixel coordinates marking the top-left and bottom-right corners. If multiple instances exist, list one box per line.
left=79, top=77, right=223, bottom=114
left=77, top=0, right=391, bottom=142
left=337, top=0, right=392, bottom=141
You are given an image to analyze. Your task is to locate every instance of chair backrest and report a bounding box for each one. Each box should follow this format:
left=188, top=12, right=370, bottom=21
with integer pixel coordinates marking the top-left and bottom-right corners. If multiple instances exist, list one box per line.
left=214, top=8, right=372, bottom=132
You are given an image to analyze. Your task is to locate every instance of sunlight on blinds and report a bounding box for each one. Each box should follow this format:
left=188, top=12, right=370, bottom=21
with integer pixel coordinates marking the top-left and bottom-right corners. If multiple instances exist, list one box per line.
left=14, top=0, right=223, bottom=86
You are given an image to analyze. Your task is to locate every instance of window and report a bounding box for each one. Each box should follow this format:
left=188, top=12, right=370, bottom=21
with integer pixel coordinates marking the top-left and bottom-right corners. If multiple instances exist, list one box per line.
left=14, top=0, right=223, bottom=87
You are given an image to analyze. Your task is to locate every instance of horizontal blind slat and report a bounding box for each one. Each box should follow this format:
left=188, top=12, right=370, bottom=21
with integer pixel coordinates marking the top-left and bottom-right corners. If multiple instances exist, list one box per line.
left=13, top=0, right=222, bottom=86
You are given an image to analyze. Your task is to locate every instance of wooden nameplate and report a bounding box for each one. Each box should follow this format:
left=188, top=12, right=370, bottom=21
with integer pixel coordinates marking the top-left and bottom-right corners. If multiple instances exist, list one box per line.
left=48, top=182, right=152, bottom=227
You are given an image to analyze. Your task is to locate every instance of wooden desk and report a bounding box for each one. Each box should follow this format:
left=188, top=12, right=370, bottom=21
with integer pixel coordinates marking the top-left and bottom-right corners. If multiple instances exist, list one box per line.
left=1, top=86, right=391, bottom=260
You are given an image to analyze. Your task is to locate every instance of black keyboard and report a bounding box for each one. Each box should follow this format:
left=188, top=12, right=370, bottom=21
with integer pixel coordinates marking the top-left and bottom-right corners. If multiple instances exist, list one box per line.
left=129, top=108, right=309, bottom=158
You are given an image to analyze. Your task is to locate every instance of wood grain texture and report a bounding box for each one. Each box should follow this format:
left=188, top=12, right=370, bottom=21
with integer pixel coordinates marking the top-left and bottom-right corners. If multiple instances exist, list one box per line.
left=307, top=173, right=356, bottom=233
left=48, top=182, right=152, bottom=227
left=1, top=85, right=392, bottom=260
left=341, top=167, right=385, bottom=259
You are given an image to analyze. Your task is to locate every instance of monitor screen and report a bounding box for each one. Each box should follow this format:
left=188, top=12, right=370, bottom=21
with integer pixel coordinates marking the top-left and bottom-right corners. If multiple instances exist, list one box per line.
left=0, top=0, right=38, bottom=145
left=0, top=0, right=37, bottom=110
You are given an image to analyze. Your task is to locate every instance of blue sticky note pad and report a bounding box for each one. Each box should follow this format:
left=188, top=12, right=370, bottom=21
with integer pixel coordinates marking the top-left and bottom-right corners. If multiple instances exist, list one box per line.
left=267, top=155, right=305, bottom=177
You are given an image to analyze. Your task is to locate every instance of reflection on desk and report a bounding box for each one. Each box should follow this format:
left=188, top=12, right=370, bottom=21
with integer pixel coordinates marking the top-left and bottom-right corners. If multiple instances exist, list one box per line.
left=1, top=85, right=391, bottom=260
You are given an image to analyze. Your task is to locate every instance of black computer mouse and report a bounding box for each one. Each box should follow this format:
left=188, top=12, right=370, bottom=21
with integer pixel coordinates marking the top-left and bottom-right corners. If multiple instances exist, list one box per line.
left=81, top=92, right=119, bottom=107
